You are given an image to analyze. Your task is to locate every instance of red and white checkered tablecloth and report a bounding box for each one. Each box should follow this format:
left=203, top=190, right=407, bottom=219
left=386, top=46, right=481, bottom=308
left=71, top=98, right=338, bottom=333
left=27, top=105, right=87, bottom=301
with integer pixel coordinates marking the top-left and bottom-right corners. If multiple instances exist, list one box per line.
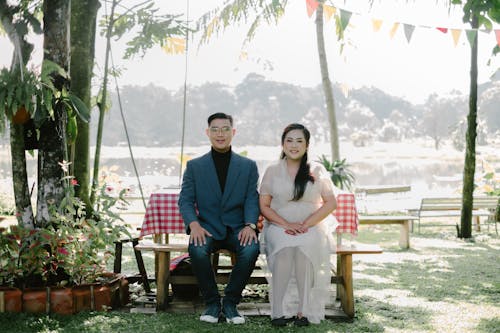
left=334, top=193, right=359, bottom=235
left=140, top=190, right=359, bottom=237
left=140, top=189, right=185, bottom=237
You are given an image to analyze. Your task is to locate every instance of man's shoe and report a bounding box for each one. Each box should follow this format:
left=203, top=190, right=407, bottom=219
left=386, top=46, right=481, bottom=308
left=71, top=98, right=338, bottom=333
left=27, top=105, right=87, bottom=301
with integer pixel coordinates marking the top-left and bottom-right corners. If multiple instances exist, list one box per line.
left=222, top=302, right=245, bottom=324
left=199, top=303, right=221, bottom=323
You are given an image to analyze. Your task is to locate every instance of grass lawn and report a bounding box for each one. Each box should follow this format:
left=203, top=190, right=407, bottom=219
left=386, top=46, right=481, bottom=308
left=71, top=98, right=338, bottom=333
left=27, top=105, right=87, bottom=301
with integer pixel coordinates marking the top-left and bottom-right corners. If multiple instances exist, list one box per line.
left=1, top=223, right=499, bottom=333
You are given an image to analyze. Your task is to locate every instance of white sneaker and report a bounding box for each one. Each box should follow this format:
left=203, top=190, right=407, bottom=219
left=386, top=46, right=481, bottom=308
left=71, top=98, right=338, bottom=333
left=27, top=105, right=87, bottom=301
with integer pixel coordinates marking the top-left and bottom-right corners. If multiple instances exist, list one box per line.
left=226, top=315, right=245, bottom=324
left=199, top=304, right=221, bottom=323
left=200, top=314, right=219, bottom=323
left=223, top=302, right=245, bottom=324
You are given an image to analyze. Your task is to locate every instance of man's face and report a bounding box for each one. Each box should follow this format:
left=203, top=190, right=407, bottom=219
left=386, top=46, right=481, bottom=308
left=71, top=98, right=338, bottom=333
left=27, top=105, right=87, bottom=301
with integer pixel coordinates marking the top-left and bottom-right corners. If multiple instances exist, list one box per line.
left=206, top=118, right=235, bottom=153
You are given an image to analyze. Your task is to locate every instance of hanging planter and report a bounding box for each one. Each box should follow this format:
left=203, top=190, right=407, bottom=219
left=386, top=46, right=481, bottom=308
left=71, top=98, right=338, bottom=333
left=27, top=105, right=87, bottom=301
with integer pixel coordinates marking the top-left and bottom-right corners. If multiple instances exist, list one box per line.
left=11, top=106, right=30, bottom=125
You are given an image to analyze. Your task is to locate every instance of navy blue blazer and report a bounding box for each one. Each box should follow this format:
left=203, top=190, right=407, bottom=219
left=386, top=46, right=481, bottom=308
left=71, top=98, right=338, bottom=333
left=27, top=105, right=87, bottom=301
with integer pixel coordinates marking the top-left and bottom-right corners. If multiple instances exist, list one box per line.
left=178, top=151, right=260, bottom=240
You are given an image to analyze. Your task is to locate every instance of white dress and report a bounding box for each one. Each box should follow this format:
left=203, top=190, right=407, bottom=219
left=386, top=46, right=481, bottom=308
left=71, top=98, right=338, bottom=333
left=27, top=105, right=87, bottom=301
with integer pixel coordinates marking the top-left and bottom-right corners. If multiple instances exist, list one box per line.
left=259, top=159, right=338, bottom=323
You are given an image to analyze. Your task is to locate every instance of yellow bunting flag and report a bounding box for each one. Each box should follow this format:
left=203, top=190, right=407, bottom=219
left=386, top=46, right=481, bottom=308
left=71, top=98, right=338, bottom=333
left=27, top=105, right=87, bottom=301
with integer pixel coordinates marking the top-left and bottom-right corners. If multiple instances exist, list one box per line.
left=205, top=16, right=219, bottom=39
left=239, top=51, right=248, bottom=61
left=372, top=19, right=383, bottom=32
left=162, top=37, right=186, bottom=55
left=389, top=22, right=400, bottom=39
left=340, top=83, right=350, bottom=98
left=450, top=29, right=462, bottom=47
left=465, top=29, right=477, bottom=46
left=323, top=4, right=336, bottom=22
left=496, top=30, right=500, bottom=47
left=306, top=0, right=319, bottom=18
left=403, top=24, right=415, bottom=43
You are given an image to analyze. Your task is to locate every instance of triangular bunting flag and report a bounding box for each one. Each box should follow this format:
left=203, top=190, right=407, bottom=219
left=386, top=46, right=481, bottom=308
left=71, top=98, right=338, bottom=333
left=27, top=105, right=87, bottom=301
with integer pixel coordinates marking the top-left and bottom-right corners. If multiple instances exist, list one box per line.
left=495, top=29, right=500, bottom=47
left=389, top=22, right=400, bottom=39
left=340, top=83, right=350, bottom=98
left=372, top=19, right=383, bottom=32
left=162, top=37, right=186, bottom=55
left=306, top=0, right=319, bottom=18
left=339, top=9, right=352, bottom=31
left=451, top=29, right=462, bottom=47
left=323, top=4, right=336, bottom=21
left=436, top=27, right=448, bottom=33
left=403, top=24, right=415, bottom=43
left=465, top=29, right=477, bottom=46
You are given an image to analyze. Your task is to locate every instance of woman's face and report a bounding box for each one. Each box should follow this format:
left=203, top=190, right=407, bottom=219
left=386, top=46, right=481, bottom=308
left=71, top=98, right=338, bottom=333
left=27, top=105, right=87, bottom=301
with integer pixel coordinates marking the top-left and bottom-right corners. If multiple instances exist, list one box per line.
left=282, top=129, right=307, bottom=161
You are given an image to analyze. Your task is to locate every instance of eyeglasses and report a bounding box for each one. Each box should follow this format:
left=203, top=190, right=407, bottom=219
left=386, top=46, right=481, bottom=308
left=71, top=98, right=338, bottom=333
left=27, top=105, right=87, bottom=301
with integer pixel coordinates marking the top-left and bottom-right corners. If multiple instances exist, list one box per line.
left=209, top=126, right=232, bottom=135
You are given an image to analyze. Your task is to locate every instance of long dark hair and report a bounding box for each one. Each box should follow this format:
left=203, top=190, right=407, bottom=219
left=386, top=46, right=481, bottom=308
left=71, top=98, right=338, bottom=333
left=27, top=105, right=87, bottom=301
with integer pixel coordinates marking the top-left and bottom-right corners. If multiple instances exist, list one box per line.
left=280, top=123, right=315, bottom=201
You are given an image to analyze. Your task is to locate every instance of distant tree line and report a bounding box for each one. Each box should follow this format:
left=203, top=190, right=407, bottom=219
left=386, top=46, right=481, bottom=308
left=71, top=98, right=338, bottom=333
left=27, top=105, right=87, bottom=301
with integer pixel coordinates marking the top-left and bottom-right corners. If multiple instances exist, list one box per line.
left=1, top=72, right=498, bottom=150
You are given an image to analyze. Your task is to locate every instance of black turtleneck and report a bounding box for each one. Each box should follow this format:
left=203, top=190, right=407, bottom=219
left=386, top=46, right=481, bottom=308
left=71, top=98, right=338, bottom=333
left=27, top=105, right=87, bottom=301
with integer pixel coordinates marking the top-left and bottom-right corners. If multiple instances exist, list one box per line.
left=211, top=147, right=231, bottom=192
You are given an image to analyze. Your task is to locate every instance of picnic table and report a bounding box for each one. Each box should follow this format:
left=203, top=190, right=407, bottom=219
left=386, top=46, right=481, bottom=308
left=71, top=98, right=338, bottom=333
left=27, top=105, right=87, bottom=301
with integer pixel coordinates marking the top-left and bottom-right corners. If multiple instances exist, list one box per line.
left=135, top=188, right=382, bottom=318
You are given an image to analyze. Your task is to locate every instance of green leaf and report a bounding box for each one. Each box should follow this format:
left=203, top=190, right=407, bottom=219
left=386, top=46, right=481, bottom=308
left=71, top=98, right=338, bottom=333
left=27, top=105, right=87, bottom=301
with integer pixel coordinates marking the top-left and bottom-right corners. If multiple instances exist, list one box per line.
left=68, top=94, right=90, bottom=123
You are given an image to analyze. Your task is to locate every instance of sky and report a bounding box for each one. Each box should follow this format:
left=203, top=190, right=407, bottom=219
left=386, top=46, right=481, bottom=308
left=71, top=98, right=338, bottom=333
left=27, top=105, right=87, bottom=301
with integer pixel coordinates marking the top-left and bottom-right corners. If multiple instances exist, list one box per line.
left=1, top=0, right=499, bottom=104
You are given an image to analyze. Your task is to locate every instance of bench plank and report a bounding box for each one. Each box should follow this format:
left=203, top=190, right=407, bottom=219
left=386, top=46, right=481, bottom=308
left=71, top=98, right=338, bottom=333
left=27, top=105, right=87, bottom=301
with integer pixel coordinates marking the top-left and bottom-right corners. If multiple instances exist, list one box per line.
left=358, top=215, right=418, bottom=249
left=414, top=196, right=499, bottom=232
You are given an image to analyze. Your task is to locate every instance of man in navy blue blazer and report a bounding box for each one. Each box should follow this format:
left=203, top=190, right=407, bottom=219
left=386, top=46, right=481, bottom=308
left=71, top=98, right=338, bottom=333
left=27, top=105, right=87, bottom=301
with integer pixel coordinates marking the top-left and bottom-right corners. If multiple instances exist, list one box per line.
left=178, top=112, right=260, bottom=324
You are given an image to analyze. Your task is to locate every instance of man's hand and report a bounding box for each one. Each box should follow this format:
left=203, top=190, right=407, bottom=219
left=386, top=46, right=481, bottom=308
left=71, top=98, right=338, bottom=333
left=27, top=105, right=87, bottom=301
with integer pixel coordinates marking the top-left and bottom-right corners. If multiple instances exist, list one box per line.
left=238, top=225, right=258, bottom=246
left=189, top=221, right=212, bottom=246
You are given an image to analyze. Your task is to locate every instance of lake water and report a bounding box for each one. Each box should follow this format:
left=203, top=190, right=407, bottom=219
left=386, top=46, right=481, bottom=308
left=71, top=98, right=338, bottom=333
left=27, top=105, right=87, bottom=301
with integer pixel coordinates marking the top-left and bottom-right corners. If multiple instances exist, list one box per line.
left=1, top=138, right=499, bottom=213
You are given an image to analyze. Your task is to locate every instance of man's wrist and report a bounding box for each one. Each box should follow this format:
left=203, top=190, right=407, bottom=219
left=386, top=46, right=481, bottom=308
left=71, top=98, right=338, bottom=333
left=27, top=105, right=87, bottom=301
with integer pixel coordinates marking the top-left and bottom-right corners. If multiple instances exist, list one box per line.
left=245, top=223, right=258, bottom=233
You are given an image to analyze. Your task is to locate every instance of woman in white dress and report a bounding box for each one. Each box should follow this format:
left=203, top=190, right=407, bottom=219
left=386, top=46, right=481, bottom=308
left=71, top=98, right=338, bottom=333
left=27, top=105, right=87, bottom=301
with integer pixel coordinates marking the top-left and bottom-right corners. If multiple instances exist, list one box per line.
left=259, top=123, right=338, bottom=326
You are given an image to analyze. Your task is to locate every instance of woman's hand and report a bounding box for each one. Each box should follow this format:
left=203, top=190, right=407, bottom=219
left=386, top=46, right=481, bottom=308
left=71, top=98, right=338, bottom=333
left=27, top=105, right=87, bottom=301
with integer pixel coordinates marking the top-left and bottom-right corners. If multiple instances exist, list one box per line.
left=284, top=222, right=307, bottom=235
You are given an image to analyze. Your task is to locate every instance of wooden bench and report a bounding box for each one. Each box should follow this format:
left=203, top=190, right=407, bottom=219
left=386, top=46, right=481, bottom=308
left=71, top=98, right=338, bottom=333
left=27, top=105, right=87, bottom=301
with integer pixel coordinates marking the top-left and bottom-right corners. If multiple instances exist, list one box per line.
left=358, top=215, right=418, bottom=249
left=135, top=240, right=382, bottom=318
left=410, top=196, right=499, bottom=232
left=355, top=185, right=411, bottom=195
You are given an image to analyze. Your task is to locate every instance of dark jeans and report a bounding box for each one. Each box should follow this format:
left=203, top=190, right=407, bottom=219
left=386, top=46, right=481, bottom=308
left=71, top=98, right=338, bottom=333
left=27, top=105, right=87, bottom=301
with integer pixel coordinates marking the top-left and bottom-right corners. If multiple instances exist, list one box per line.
left=188, top=229, right=259, bottom=306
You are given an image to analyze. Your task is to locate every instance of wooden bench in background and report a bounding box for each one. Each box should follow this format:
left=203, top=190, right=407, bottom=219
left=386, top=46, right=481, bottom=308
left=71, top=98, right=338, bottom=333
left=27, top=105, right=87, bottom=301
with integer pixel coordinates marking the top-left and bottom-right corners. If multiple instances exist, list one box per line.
left=358, top=215, right=418, bottom=249
left=410, top=196, right=499, bottom=232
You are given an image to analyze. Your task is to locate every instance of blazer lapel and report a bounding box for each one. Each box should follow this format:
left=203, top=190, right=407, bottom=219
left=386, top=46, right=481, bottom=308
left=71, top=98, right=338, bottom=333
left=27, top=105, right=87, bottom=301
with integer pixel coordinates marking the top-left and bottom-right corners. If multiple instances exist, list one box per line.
left=202, top=153, right=222, bottom=199
left=221, top=152, right=241, bottom=204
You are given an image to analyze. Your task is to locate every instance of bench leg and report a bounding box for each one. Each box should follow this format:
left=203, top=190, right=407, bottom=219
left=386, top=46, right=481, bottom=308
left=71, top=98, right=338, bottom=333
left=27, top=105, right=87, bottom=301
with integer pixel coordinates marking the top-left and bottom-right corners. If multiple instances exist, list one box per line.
left=114, top=242, right=123, bottom=273
left=132, top=239, right=151, bottom=293
left=474, top=216, right=481, bottom=232
left=156, top=251, right=171, bottom=311
left=338, top=253, right=354, bottom=318
left=399, top=221, right=410, bottom=249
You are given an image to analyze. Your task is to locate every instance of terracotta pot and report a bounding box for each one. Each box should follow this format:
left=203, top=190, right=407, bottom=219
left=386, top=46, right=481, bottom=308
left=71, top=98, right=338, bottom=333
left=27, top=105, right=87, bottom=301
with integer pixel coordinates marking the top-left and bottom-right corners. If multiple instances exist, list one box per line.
left=73, top=274, right=128, bottom=313
left=73, top=284, right=111, bottom=312
left=50, top=287, right=73, bottom=315
left=22, top=288, right=47, bottom=314
left=0, top=287, right=22, bottom=313
left=22, top=287, right=74, bottom=315
left=11, top=106, right=30, bottom=125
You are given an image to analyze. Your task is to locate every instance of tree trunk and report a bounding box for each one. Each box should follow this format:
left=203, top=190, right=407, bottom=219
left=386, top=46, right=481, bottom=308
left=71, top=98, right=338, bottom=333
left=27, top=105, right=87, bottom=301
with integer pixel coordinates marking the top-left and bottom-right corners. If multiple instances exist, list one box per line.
left=10, top=123, right=35, bottom=227
left=459, top=14, right=479, bottom=239
left=36, top=0, right=70, bottom=227
left=70, top=0, right=100, bottom=213
left=90, top=0, right=117, bottom=206
left=315, top=2, right=340, bottom=161
left=0, top=3, right=35, bottom=227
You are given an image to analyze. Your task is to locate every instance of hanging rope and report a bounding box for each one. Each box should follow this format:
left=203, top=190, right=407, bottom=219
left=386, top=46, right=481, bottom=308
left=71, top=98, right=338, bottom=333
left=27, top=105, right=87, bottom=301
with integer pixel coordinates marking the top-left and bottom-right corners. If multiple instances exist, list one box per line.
left=109, top=47, right=147, bottom=210
left=178, top=0, right=190, bottom=187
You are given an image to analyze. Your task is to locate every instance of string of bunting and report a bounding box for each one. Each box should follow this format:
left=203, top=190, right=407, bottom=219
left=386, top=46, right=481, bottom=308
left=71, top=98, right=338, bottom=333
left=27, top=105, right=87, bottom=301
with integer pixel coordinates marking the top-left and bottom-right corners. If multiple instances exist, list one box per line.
left=305, top=0, right=500, bottom=47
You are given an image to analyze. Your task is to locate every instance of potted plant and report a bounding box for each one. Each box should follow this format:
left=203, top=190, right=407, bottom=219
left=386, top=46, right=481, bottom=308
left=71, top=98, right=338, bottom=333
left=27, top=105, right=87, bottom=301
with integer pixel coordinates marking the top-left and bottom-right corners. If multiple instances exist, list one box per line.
left=0, top=67, right=40, bottom=126
left=0, top=176, right=132, bottom=314
left=317, top=155, right=356, bottom=191
left=0, top=61, right=90, bottom=149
